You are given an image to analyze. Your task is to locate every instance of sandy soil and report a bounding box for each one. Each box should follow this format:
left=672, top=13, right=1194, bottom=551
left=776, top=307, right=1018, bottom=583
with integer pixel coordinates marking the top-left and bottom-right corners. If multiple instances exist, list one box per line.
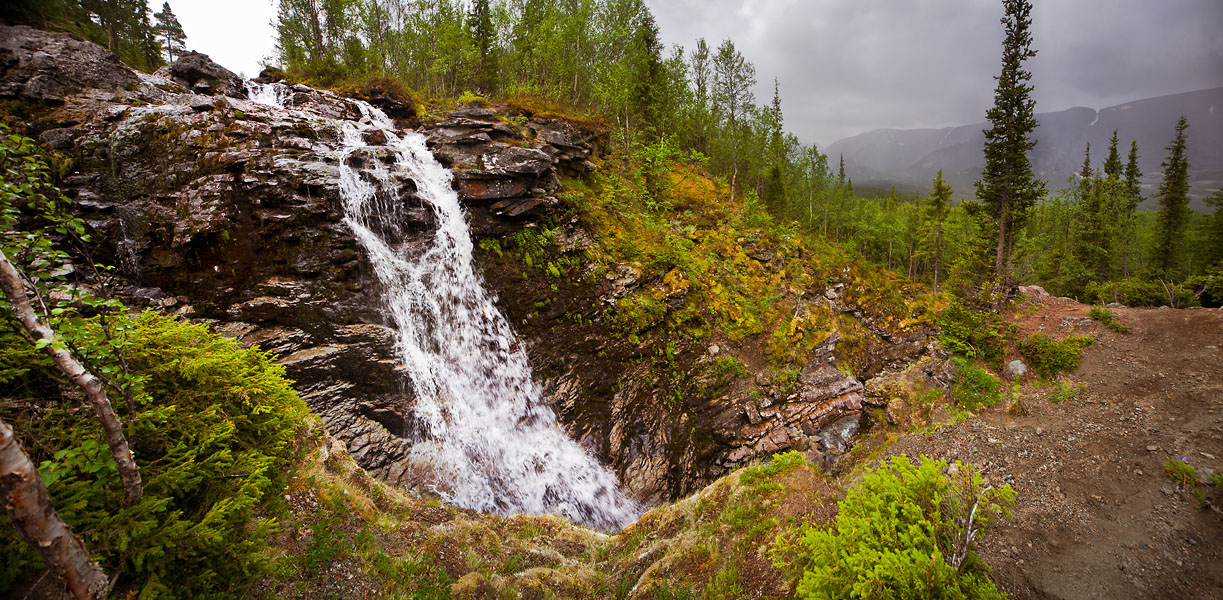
left=880, top=299, right=1223, bottom=599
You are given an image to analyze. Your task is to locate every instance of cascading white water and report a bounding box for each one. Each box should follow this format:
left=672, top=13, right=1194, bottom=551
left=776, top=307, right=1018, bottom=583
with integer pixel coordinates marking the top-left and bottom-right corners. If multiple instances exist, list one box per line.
left=247, top=83, right=641, bottom=530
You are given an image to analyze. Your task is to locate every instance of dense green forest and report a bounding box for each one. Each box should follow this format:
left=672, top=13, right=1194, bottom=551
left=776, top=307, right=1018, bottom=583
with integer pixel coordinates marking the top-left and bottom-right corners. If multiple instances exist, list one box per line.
left=269, top=0, right=1221, bottom=306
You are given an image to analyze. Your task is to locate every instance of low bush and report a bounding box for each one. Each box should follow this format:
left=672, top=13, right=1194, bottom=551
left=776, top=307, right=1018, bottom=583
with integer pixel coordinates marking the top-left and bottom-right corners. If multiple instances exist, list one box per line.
left=1088, top=305, right=1131, bottom=333
left=772, top=455, right=1015, bottom=599
left=1016, top=334, right=1094, bottom=379
left=951, top=357, right=1003, bottom=412
left=936, top=299, right=1009, bottom=368
left=1, top=313, right=310, bottom=598
left=1084, top=278, right=1197, bottom=308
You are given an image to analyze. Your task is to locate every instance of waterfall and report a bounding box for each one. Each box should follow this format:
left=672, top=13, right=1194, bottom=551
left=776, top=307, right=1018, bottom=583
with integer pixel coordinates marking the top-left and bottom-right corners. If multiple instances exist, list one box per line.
left=247, top=83, right=640, bottom=530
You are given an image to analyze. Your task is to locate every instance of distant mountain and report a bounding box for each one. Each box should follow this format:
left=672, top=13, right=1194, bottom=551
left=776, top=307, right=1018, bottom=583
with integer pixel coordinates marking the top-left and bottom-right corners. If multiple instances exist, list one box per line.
left=826, top=88, right=1223, bottom=208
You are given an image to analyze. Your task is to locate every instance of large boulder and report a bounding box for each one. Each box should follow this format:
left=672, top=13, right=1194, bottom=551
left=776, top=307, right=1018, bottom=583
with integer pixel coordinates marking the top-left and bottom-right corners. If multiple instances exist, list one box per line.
left=0, top=25, right=139, bottom=102
left=154, top=51, right=244, bottom=97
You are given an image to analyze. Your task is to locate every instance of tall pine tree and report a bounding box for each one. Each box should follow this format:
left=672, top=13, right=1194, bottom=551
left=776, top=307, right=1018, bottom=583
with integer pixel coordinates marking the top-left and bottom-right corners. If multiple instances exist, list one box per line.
left=154, top=1, right=186, bottom=63
left=974, top=0, right=1044, bottom=299
left=920, top=169, right=953, bottom=291
left=1151, top=116, right=1191, bottom=276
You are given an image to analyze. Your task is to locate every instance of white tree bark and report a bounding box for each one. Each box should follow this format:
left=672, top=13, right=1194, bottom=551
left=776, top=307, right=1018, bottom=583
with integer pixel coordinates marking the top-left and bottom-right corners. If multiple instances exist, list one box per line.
left=0, top=248, right=142, bottom=506
left=0, top=418, right=109, bottom=600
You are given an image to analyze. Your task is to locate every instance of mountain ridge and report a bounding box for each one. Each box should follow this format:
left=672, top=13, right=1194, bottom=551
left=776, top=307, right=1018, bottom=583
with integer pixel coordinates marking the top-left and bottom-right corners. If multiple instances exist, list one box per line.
left=827, top=87, right=1223, bottom=207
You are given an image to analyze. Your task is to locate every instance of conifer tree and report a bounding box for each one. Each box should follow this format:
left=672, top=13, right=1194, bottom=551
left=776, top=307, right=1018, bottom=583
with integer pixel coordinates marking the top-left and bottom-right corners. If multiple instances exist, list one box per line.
left=154, top=1, right=186, bottom=63
left=1123, top=140, right=1142, bottom=201
left=630, top=6, right=665, bottom=137
left=1103, top=130, right=1122, bottom=179
left=1076, top=142, right=1093, bottom=201
left=1151, top=116, right=1191, bottom=276
left=467, top=0, right=498, bottom=94
left=974, top=0, right=1044, bottom=298
left=1117, top=140, right=1143, bottom=276
left=838, top=153, right=846, bottom=186
left=920, top=169, right=953, bottom=291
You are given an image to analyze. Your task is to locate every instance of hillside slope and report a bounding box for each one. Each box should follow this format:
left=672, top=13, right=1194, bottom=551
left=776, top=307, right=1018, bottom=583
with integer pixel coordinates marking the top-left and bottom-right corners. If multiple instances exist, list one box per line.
left=874, top=297, right=1223, bottom=598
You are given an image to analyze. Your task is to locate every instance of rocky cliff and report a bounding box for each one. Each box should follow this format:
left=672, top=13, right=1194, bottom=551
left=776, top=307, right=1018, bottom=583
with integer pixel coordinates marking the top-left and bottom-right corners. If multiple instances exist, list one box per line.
left=0, top=24, right=943, bottom=507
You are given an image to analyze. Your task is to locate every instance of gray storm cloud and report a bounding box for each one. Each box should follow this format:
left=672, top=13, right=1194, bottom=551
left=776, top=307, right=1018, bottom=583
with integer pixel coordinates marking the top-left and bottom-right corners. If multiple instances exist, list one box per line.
left=647, top=0, right=1223, bottom=145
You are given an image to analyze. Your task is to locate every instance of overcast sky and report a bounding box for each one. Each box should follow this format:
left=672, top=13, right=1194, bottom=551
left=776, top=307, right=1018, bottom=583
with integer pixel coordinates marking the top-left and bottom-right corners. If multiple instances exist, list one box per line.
left=170, top=0, right=1222, bottom=146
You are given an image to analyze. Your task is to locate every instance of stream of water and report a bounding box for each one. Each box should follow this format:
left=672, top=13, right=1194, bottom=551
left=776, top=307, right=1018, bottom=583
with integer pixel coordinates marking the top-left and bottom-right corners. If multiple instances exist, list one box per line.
left=246, top=83, right=640, bottom=530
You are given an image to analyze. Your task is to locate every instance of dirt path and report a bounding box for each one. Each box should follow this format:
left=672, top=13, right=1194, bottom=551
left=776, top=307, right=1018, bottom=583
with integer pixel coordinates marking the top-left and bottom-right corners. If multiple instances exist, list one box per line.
left=880, top=302, right=1223, bottom=599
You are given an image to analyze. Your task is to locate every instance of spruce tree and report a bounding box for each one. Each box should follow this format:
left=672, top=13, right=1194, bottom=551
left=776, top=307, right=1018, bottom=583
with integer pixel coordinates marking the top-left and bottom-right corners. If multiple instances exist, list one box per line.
left=467, top=0, right=498, bottom=94
left=1118, top=140, right=1143, bottom=276
left=154, top=1, right=186, bottom=63
left=1103, top=130, right=1122, bottom=179
left=1077, top=142, right=1093, bottom=200
left=631, top=6, right=665, bottom=137
left=974, top=0, right=1044, bottom=297
left=1151, top=116, right=1191, bottom=276
left=920, top=169, right=953, bottom=291
left=838, top=153, right=846, bottom=186
left=1074, top=144, right=1109, bottom=288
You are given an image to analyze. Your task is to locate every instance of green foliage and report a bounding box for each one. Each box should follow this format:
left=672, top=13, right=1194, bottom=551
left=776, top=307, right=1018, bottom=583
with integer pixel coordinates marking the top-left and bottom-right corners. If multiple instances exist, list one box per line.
left=1164, top=457, right=1197, bottom=488
left=974, top=0, right=1044, bottom=285
left=1015, top=334, right=1093, bottom=380
left=1049, top=381, right=1080, bottom=403
left=1151, top=116, right=1191, bottom=277
left=1088, top=305, right=1131, bottom=333
left=935, top=300, right=1008, bottom=368
left=951, top=357, right=1003, bottom=412
left=1, top=313, right=310, bottom=598
left=457, top=90, right=488, bottom=105
left=739, top=450, right=810, bottom=489
left=772, top=455, right=1014, bottom=600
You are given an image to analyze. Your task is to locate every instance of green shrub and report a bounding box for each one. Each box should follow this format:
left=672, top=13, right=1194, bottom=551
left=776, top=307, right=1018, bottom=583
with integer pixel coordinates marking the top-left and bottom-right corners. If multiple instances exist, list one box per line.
left=1016, top=334, right=1093, bottom=379
left=457, top=90, right=488, bottom=105
left=1088, top=305, right=1131, bottom=333
left=1, top=313, right=310, bottom=598
left=739, top=450, right=811, bottom=488
left=951, top=357, right=1003, bottom=411
left=772, top=455, right=1014, bottom=599
left=1164, top=457, right=1197, bottom=488
left=1084, top=278, right=1197, bottom=308
left=936, top=300, right=1009, bottom=368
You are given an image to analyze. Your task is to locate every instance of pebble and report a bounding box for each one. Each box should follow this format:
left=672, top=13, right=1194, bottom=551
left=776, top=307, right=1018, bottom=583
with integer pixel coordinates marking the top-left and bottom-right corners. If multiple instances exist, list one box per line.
left=1201, top=452, right=1216, bottom=460
left=1146, top=445, right=1159, bottom=452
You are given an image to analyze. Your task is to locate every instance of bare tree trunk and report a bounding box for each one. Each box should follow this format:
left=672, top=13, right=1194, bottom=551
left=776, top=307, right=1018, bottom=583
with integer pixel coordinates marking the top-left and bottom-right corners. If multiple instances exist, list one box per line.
left=0, top=249, right=143, bottom=506
left=993, top=199, right=1009, bottom=309
left=0, top=418, right=109, bottom=600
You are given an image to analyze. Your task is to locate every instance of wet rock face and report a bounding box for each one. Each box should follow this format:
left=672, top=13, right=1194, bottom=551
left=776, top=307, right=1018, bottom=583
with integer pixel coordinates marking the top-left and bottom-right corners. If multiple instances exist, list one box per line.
left=713, top=362, right=867, bottom=472
left=0, top=25, right=138, bottom=102
left=0, top=30, right=435, bottom=485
